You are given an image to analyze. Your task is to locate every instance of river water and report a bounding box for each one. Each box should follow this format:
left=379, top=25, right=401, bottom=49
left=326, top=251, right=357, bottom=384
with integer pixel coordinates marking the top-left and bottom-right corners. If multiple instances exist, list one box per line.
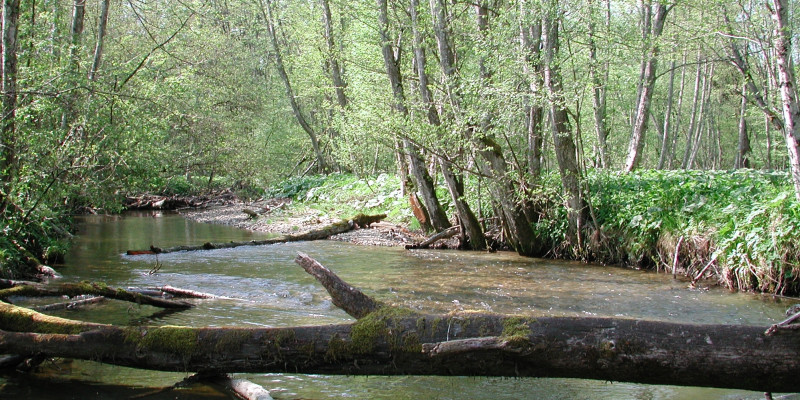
left=0, top=212, right=792, bottom=399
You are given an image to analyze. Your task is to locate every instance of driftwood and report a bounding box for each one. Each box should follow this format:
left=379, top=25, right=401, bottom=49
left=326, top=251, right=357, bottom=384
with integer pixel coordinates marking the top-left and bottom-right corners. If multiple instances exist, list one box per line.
left=1, top=255, right=800, bottom=392
left=405, top=226, right=459, bottom=249
left=0, top=279, right=193, bottom=309
left=126, top=213, right=387, bottom=255
left=33, top=295, right=106, bottom=311
left=124, top=191, right=239, bottom=211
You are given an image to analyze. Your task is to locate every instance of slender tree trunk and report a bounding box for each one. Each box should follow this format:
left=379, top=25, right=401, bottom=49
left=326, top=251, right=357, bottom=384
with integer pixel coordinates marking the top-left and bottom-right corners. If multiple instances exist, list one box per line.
left=769, top=0, right=800, bottom=200
left=624, top=2, right=670, bottom=172
left=519, top=10, right=544, bottom=177
left=377, top=0, right=450, bottom=232
left=321, top=0, right=347, bottom=110
left=88, top=0, right=110, bottom=82
left=410, top=0, right=482, bottom=247
left=59, top=0, right=86, bottom=131
left=688, top=62, right=714, bottom=169
left=0, top=0, right=19, bottom=199
left=261, top=0, right=328, bottom=173
left=588, top=0, right=610, bottom=168
left=736, top=83, right=752, bottom=168
left=541, top=2, right=589, bottom=244
left=667, top=51, right=687, bottom=169
left=681, top=57, right=703, bottom=169
left=657, top=59, right=676, bottom=169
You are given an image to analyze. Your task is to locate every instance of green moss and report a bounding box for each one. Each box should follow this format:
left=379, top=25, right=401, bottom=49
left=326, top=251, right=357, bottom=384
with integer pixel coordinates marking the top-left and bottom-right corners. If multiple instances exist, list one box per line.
left=325, top=333, right=348, bottom=361
left=134, top=326, right=198, bottom=356
left=350, top=306, right=418, bottom=354
left=0, top=302, right=88, bottom=334
left=213, top=328, right=253, bottom=353
left=501, top=316, right=532, bottom=346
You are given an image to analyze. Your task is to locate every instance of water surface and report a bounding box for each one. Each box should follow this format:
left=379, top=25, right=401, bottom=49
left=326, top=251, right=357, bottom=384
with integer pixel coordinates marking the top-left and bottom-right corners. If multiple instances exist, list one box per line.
left=0, top=212, right=791, bottom=399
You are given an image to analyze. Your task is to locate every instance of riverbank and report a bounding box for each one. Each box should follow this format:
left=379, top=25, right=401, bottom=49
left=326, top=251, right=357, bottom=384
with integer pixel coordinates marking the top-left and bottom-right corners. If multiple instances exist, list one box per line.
left=181, top=197, right=425, bottom=247
left=178, top=171, right=800, bottom=296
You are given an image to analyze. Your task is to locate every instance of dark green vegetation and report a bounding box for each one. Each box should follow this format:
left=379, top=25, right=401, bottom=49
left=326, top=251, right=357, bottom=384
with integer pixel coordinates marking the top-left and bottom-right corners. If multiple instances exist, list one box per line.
left=2, top=1, right=800, bottom=295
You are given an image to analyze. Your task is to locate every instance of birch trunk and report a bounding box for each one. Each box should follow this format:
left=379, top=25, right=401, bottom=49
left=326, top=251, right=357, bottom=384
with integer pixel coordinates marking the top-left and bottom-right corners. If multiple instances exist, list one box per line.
left=770, top=0, right=800, bottom=200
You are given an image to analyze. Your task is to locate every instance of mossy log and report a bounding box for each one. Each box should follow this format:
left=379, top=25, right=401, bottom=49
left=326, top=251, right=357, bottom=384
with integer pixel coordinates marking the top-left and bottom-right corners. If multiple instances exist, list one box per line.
left=126, top=213, right=387, bottom=255
left=1, top=255, right=800, bottom=393
left=0, top=279, right=193, bottom=309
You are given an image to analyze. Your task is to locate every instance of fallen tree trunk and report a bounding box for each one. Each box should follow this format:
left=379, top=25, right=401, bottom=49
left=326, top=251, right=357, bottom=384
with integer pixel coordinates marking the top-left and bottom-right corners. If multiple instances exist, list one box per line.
left=0, top=280, right=193, bottom=309
left=1, top=255, right=799, bottom=393
left=405, top=226, right=459, bottom=249
left=127, top=214, right=387, bottom=255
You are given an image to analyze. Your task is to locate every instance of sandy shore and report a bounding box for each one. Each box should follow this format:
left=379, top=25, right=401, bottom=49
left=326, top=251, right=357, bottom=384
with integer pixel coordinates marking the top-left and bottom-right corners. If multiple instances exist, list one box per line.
left=181, top=198, right=423, bottom=247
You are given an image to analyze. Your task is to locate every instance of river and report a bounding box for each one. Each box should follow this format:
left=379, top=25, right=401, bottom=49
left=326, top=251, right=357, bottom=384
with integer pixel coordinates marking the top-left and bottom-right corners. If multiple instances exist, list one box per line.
left=0, top=212, right=792, bottom=399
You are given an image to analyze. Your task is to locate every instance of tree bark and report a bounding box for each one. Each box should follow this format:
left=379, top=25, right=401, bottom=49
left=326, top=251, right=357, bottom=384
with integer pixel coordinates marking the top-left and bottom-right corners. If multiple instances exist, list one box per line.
left=657, top=59, right=676, bottom=169
left=88, top=0, right=110, bottom=82
left=1, top=254, right=800, bottom=393
left=541, top=3, right=589, bottom=242
left=769, top=0, right=800, bottom=200
left=0, top=280, right=194, bottom=309
left=376, top=0, right=450, bottom=233
left=624, top=1, right=670, bottom=172
left=0, top=0, right=20, bottom=197
left=588, top=0, right=610, bottom=169
left=736, top=83, right=751, bottom=168
left=409, top=0, right=483, bottom=248
left=320, top=0, right=347, bottom=110
left=260, top=0, right=328, bottom=173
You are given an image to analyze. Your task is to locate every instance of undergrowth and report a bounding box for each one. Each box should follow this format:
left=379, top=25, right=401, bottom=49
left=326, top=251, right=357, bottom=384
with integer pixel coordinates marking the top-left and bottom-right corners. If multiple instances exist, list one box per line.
left=267, top=170, right=800, bottom=295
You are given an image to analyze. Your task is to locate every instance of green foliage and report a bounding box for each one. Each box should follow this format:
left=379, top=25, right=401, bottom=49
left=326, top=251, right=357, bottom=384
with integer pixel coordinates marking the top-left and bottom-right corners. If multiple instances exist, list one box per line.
left=527, top=169, right=800, bottom=294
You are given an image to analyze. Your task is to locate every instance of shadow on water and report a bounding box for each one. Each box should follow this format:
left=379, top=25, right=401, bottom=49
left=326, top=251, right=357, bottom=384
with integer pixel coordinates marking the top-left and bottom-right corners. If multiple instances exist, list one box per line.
left=1, top=212, right=793, bottom=399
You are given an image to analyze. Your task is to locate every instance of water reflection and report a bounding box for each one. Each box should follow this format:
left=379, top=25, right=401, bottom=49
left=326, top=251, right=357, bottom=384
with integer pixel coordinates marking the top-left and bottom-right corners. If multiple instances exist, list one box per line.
left=0, top=213, right=791, bottom=399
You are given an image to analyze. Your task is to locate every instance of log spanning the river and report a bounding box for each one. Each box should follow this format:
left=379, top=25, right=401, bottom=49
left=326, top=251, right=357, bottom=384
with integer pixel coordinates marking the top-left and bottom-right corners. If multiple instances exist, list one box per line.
left=1, top=254, right=800, bottom=393
left=126, top=213, right=387, bottom=255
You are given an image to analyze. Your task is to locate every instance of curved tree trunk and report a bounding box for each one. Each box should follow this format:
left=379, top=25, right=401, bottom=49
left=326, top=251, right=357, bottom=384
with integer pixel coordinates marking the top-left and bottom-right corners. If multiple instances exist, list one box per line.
left=624, top=2, right=670, bottom=172
left=260, top=0, right=328, bottom=173
left=376, top=0, right=450, bottom=232
left=541, top=3, right=589, bottom=243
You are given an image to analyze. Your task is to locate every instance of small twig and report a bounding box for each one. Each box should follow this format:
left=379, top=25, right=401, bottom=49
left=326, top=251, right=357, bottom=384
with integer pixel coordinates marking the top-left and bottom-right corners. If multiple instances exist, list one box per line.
left=765, top=310, right=800, bottom=336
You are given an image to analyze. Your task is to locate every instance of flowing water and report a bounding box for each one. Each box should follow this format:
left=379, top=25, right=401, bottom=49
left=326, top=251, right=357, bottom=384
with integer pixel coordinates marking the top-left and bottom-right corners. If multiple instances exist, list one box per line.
left=0, top=212, right=793, bottom=399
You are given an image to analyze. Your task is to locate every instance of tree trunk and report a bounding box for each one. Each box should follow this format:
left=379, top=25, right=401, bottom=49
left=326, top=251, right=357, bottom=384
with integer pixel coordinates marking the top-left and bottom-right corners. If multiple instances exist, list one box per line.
left=2, top=254, right=800, bottom=393
left=769, top=0, right=800, bottom=200
left=588, top=0, right=610, bottom=169
left=88, top=0, right=110, bottom=82
left=260, top=0, right=328, bottom=173
left=624, top=2, right=670, bottom=172
left=667, top=51, right=688, bottom=169
left=687, top=62, right=714, bottom=169
left=681, top=54, right=703, bottom=169
left=320, top=0, right=347, bottom=110
left=430, top=0, right=535, bottom=254
left=409, top=0, right=483, bottom=248
left=376, top=0, right=450, bottom=233
left=736, top=83, right=751, bottom=168
left=0, top=0, right=20, bottom=196
left=657, top=59, right=676, bottom=169
left=541, top=3, right=589, bottom=243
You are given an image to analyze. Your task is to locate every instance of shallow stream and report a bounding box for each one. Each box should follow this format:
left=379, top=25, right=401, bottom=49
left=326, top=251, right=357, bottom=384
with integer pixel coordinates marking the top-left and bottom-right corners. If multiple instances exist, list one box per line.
left=0, top=212, right=792, bottom=399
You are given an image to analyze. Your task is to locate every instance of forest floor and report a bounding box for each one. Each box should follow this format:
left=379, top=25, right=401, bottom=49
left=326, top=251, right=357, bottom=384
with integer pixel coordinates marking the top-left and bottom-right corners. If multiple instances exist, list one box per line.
left=181, top=197, right=427, bottom=247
